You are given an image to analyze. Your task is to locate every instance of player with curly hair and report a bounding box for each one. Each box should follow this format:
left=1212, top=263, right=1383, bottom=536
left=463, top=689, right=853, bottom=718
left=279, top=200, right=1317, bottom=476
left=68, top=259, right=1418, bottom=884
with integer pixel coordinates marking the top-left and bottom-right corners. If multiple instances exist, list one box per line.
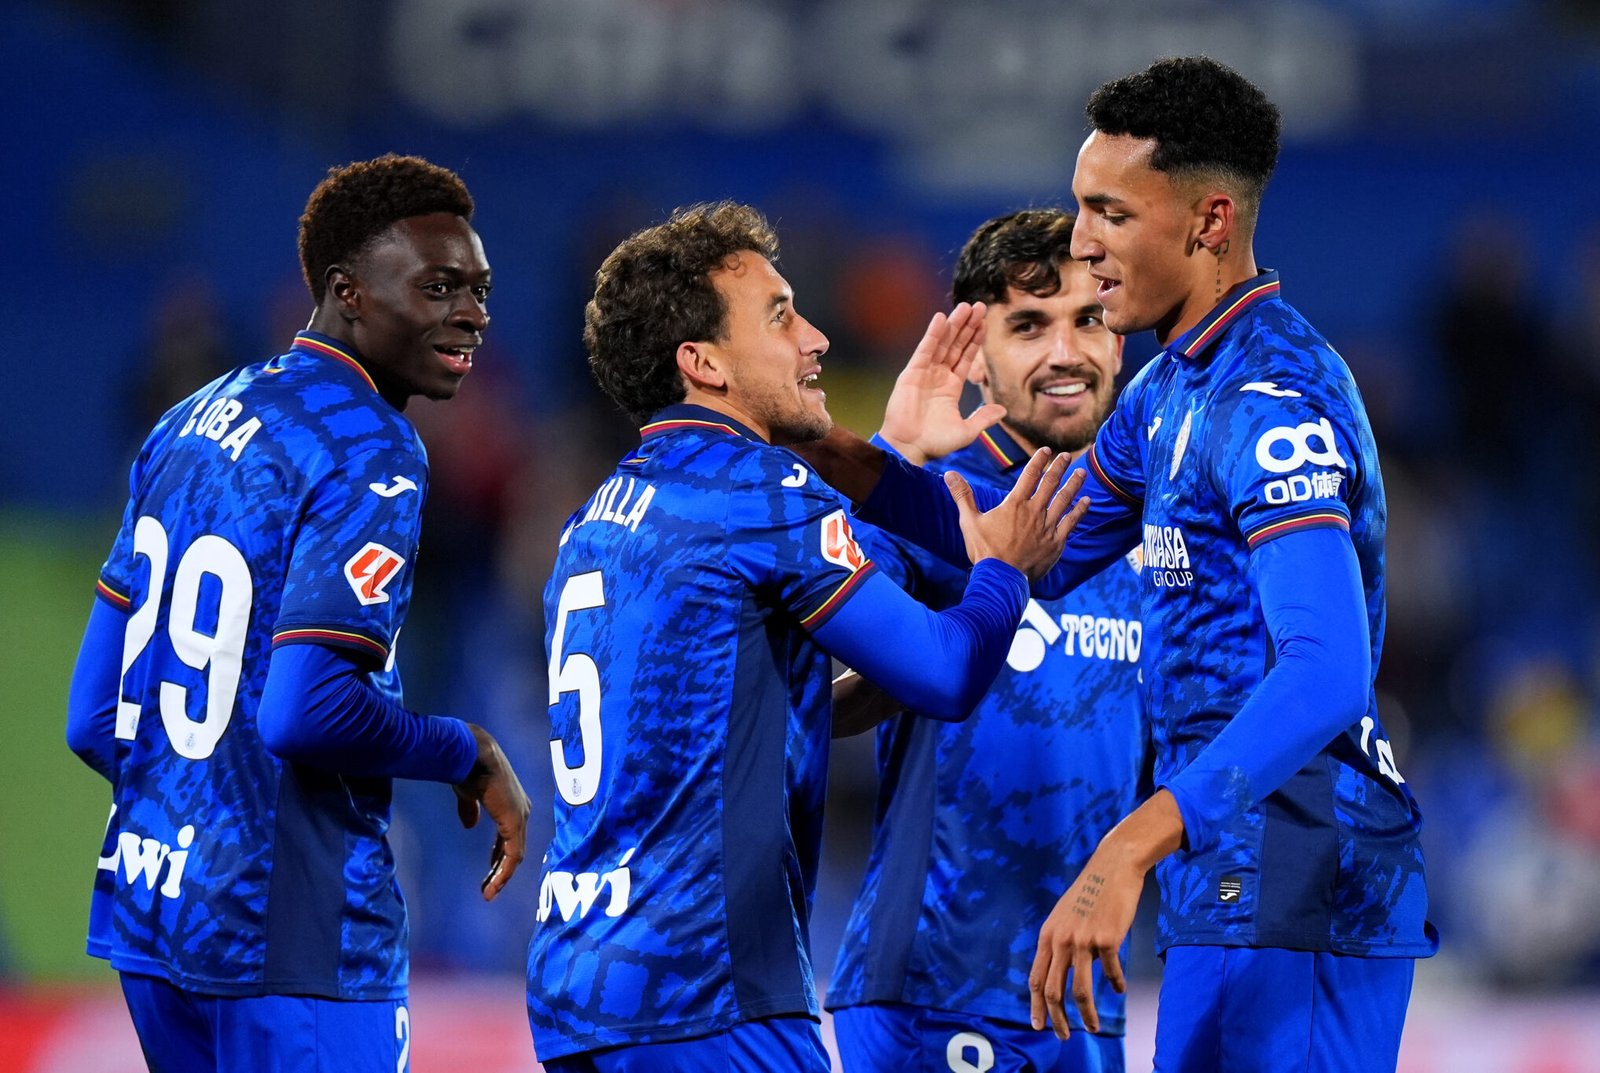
left=66, top=153, right=530, bottom=1072
left=793, top=57, right=1437, bottom=1072
left=527, top=201, right=1089, bottom=1072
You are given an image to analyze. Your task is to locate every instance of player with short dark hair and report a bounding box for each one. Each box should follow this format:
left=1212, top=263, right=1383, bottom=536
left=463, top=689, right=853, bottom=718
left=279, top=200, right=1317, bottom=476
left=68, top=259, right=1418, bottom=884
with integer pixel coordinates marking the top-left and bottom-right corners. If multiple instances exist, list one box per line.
left=527, top=201, right=1088, bottom=1073
left=66, top=153, right=530, bottom=1073
left=827, top=207, right=1146, bottom=1073
left=793, top=57, right=1437, bottom=1073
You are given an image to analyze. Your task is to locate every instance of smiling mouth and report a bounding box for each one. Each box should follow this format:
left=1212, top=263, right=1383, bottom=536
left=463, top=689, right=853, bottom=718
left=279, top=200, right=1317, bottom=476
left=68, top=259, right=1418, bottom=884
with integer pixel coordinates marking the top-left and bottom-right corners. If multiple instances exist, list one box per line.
left=1041, top=383, right=1087, bottom=399
left=435, top=345, right=475, bottom=375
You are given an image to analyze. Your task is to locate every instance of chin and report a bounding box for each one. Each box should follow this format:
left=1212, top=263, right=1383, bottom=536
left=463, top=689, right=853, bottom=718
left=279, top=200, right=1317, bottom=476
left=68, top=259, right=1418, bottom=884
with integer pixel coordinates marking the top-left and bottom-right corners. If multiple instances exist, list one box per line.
left=773, top=413, right=833, bottom=446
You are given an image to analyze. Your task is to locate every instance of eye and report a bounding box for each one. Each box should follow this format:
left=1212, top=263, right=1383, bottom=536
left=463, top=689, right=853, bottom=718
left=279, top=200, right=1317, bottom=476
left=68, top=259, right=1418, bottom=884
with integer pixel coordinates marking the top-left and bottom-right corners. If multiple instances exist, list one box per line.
left=1012, top=321, right=1043, bottom=338
left=422, top=281, right=451, bottom=296
left=472, top=284, right=492, bottom=302
left=1078, top=314, right=1105, bottom=329
left=1102, top=212, right=1128, bottom=225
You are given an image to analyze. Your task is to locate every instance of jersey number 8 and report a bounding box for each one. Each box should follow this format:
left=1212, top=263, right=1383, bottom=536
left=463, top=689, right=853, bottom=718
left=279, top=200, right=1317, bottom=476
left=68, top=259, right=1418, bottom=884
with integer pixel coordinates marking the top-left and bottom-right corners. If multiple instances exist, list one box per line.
left=116, top=516, right=251, bottom=760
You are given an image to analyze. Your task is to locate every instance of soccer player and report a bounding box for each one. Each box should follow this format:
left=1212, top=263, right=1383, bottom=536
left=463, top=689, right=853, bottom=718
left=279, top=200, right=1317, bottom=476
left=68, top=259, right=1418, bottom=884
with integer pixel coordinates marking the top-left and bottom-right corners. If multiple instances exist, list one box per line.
left=793, top=58, right=1438, bottom=1073
left=65, top=154, right=531, bottom=1073
left=527, top=201, right=1088, bottom=1073
left=827, top=208, right=1146, bottom=1073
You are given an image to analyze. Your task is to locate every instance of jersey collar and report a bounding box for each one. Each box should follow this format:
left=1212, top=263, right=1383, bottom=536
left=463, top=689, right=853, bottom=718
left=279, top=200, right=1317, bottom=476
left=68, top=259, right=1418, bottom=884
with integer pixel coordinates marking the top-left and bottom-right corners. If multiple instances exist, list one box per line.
left=1169, top=270, right=1281, bottom=361
left=289, top=331, right=379, bottom=394
left=640, top=403, right=763, bottom=442
left=965, top=423, right=1031, bottom=472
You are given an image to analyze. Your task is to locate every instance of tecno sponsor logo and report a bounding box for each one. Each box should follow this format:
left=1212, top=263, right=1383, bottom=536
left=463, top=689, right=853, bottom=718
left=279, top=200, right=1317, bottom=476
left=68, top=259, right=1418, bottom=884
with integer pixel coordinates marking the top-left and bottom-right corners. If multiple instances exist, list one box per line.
left=1143, top=524, right=1194, bottom=588
left=1006, top=600, right=1142, bottom=672
left=1264, top=470, right=1344, bottom=505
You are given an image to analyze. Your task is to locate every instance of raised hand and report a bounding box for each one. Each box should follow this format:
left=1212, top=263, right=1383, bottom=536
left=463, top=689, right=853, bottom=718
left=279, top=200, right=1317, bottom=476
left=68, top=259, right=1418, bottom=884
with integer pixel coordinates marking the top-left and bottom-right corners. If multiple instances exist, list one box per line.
left=947, top=447, right=1088, bottom=580
left=880, top=302, right=1006, bottom=464
left=453, top=723, right=532, bottom=901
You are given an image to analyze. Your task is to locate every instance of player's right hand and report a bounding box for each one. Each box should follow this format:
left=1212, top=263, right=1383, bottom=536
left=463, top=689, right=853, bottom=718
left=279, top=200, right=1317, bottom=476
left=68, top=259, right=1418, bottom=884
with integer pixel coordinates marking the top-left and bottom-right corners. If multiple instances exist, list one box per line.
left=879, top=302, right=1005, bottom=465
left=453, top=724, right=532, bottom=902
left=948, top=447, right=1087, bottom=580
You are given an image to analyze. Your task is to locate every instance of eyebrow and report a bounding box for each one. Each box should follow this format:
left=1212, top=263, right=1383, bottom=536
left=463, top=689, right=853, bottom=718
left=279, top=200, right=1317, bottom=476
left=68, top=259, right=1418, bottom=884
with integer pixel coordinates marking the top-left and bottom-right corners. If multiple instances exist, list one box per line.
left=1079, top=193, right=1124, bottom=209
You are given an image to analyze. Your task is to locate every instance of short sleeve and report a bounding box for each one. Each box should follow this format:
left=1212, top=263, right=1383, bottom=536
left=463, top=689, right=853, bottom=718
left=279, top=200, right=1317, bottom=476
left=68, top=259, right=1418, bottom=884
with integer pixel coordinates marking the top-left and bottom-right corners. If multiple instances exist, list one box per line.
left=271, top=444, right=429, bottom=666
left=723, top=449, right=877, bottom=631
left=1211, top=374, right=1359, bottom=550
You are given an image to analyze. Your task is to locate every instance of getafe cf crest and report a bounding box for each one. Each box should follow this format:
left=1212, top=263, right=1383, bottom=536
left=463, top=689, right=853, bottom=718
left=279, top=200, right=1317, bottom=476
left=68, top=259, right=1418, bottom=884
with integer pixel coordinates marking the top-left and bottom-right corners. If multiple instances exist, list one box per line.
left=1169, top=408, right=1194, bottom=480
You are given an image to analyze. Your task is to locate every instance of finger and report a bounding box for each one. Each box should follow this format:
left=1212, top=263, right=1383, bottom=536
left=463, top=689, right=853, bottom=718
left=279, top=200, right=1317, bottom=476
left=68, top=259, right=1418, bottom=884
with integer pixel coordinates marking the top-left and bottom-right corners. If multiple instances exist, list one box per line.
left=1101, top=943, right=1126, bottom=995
left=944, top=469, right=977, bottom=519
left=1029, top=935, right=1053, bottom=1030
left=455, top=787, right=480, bottom=830
left=1054, top=496, right=1091, bottom=538
left=1047, top=949, right=1072, bottom=1041
left=1043, top=468, right=1086, bottom=529
left=1004, top=446, right=1054, bottom=505
left=481, top=836, right=507, bottom=900
left=944, top=302, right=985, bottom=372
left=905, top=311, right=949, bottom=371
left=1071, top=946, right=1099, bottom=1035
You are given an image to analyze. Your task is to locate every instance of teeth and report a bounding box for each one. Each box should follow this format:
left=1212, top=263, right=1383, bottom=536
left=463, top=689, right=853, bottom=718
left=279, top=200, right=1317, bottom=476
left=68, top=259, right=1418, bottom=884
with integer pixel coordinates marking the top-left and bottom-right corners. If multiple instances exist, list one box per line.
left=1042, top=384, right=1086, bottom=397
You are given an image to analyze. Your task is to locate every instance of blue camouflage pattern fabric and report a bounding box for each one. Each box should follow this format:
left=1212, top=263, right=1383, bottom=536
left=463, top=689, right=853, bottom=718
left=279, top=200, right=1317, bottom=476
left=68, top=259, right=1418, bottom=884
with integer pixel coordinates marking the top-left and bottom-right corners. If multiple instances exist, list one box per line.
left=1084, top=272, right=1436, bottom=956
left=89, top=331, right=429, bottom=998
left=827, top=427, right=1146, bottom=1034
left=528, top=403, right=875, bottom=1062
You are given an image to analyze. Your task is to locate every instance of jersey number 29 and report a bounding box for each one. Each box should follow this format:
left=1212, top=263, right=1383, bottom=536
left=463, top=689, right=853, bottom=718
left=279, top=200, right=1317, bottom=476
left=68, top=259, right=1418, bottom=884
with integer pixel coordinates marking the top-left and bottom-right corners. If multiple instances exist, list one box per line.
left=116, top=516, right=251, bottom=760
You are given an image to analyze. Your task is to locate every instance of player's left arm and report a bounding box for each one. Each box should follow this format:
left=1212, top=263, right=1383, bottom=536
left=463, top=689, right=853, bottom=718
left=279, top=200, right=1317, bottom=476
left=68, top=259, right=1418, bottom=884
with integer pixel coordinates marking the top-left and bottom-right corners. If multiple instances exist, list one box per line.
left=66, top=596, right=127, bottom=782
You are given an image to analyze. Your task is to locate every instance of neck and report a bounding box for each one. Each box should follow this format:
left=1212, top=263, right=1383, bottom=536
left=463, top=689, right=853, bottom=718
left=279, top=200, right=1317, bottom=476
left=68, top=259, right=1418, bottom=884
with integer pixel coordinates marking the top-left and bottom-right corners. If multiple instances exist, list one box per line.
left=1156, top=244, right=1259, bottom=346
left=679, top=387, right=771, bottom=443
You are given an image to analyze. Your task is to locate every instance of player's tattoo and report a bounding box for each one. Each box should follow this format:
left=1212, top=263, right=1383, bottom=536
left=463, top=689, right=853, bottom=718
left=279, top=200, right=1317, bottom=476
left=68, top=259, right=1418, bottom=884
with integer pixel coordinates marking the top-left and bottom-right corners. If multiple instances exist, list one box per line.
left=1072, top=872, right=1107, bottom=918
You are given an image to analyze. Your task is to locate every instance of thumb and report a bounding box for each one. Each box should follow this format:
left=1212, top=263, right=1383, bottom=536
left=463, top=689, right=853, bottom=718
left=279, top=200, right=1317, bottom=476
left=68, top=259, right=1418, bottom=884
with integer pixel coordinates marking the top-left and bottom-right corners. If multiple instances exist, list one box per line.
left=945, top=469, right=977, bottom=519
left=455, top=785, right=481, bottom=829
left=963, top=403, right=1006, bottom=436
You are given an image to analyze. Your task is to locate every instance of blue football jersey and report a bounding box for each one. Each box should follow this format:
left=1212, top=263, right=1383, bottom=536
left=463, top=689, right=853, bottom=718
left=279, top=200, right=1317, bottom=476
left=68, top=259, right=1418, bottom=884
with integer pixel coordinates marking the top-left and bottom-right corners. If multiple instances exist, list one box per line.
left=89, top=332, right=430, bottom=999
left=1083, top=273, right=1435, bottom=956
left=827, top=427, right=1146, bottom=1034
left=528, top=404, right=877, bottom=1061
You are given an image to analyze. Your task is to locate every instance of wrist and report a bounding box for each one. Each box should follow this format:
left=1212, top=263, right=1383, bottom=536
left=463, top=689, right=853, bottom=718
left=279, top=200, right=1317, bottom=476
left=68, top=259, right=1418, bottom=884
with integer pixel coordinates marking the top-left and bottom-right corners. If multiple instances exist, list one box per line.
left=878, top=431, right=927, bottom=466
left=1101, top=789, right=1186, bottom=872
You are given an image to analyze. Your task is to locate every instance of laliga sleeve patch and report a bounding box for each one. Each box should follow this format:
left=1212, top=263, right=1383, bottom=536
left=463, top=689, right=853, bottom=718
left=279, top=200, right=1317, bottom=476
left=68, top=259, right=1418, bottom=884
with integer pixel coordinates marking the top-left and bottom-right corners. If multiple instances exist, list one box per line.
left=820, top=509, right=867, bottom=571
left=344, top=542, right=407, bottom=605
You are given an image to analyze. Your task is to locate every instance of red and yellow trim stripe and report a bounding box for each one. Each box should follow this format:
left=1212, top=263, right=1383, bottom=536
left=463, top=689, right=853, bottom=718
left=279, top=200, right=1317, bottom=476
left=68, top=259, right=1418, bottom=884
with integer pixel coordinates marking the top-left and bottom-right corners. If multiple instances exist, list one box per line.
left=1181, top=280, right=1280, bottom=358
left=1086, top=445, right=1141, bottom=507
left=272, top=627, right=389, bottom=661
left=976, top=429, right=1015, bottom=468
left=293, top=335, right=378, bottom=394
left=640, top=418, right=742, bottom=438
left=1245, top=510, right=1349, bottom=549
left=96, top=578, right=132, bottom=610
left=799, top=562, right=875, bottom=630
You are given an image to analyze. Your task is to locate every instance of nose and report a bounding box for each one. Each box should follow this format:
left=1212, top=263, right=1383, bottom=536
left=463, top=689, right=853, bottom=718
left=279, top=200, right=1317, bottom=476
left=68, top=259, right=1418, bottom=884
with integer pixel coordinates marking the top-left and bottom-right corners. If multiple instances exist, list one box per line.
left=1046, top=326, right=1079, bottom=368
left=1069, top=218, right=1101, bottom=264
left=800, top=314, right=828, bottom=358
left=451, top=293, right=489, bottom=334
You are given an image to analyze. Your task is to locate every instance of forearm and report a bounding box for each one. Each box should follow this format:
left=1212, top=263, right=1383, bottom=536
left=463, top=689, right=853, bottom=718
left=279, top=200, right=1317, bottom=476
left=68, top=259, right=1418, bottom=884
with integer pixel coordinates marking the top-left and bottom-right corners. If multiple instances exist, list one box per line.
left=1163, top=529, right=1371, bottom=853
left=830, top=669, right=904, bottom=738
left=789, top=425, right=891, bottom=504
left=259, top=643, right=479, bottom=783
left=815, top=559, right=1027, bottom=720
left=66, top=596, right=126, bottom=782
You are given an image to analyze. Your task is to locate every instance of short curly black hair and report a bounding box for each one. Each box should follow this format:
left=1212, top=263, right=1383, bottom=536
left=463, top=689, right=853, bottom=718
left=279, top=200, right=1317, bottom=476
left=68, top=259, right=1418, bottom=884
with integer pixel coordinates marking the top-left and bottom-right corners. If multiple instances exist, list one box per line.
left=951, top=208, right=1077, bottom=307
left=584, top=201, right=779, bottom=425
left=298, top=153, right=475, bottom=305
left=1086, top=56, right=1280, bottom=233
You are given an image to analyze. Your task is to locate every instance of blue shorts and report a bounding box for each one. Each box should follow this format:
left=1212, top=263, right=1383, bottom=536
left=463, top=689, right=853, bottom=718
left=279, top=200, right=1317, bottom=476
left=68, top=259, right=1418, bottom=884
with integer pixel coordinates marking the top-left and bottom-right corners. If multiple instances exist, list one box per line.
left=119, top=972, right=410, bottom=1073
left=833, top=1002, right=1125, bottom=1073
left=1154, top=947, right=1415, bottom=1073
left=543, top=1015, right=829, bottom=1073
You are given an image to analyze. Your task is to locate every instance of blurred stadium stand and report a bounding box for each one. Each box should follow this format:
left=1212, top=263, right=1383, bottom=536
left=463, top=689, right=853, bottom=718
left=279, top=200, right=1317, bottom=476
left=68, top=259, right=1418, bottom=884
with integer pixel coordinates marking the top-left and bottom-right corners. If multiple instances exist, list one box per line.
left=2, top=0, right=1597, bottom=1069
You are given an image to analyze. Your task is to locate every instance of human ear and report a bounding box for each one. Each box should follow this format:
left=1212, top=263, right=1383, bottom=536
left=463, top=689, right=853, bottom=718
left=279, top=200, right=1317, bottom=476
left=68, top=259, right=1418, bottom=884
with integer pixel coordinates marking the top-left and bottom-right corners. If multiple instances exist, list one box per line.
left=1195, top=193, right=1235, bottom=255
left=676, top=341, right=727, bottom=391
left=325, top=266, right=360, bottom=321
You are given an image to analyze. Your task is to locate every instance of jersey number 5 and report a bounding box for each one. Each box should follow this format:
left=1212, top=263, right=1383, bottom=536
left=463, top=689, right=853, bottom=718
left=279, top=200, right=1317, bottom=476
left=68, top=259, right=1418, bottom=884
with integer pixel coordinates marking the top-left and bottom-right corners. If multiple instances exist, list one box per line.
left=117, top=516, right=252, bottom=760
left=548, top=570, right=606, bottom=806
